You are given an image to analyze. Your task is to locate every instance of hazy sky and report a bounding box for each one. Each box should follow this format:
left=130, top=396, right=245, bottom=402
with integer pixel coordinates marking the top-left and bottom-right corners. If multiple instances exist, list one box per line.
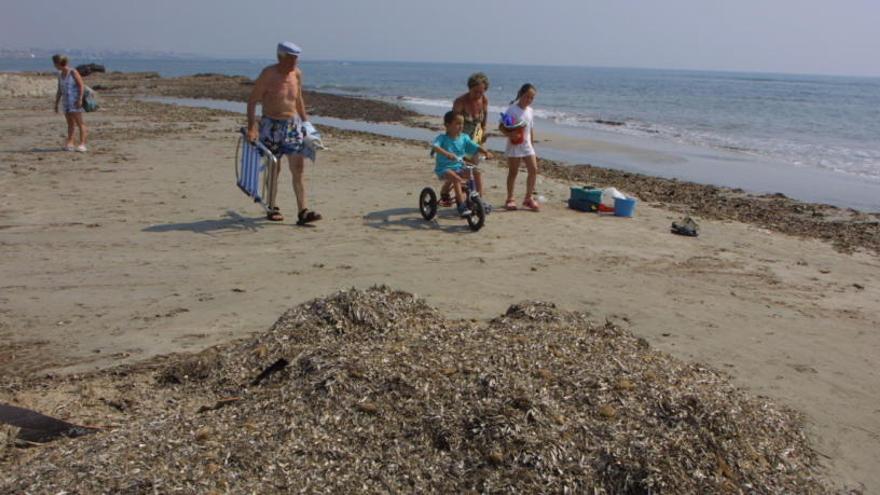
left=2, top=0, right=879, bottom=76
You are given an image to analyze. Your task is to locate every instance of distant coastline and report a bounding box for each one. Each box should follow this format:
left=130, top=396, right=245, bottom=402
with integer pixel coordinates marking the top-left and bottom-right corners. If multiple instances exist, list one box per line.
left=0, top=47, right=208, bottom=60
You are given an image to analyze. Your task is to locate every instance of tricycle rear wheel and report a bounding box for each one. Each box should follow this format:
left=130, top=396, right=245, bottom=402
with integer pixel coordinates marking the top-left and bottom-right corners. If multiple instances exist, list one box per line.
left=419, top=187, right=438, bottom=221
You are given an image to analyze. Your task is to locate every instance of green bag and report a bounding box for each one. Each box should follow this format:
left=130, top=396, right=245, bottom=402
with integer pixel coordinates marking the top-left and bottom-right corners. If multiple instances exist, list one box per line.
left=82, top=86, right=98, bottom=112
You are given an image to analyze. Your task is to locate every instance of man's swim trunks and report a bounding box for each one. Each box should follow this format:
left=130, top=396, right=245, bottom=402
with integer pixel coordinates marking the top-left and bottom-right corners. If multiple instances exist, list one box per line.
left=258, top=115, right=316, bottom=161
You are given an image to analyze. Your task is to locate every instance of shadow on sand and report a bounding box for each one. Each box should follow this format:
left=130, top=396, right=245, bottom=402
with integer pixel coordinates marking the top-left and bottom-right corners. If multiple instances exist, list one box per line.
left=144, top=210, right=282, bottom=235
left=0, top=147, right=71, bottom=154
left=363, top=207, right=477, bottom=234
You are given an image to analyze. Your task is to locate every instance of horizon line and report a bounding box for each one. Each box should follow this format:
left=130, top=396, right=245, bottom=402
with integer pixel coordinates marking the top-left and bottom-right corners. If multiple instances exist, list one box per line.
left=3, top=48, right=878, bottom=80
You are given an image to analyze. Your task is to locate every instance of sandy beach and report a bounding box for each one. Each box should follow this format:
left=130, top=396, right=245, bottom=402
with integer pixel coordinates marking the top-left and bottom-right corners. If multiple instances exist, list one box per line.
left=1, top=73, right=879, bottom=491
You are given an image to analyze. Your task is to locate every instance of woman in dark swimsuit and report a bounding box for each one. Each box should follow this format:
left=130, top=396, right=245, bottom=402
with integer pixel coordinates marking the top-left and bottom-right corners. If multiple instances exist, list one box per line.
left=448, top=73, right=490, bottom=206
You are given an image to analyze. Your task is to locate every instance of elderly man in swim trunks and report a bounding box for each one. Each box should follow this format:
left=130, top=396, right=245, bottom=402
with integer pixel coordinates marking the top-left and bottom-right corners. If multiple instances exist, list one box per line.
left=247, top=41, right=322, bottom=224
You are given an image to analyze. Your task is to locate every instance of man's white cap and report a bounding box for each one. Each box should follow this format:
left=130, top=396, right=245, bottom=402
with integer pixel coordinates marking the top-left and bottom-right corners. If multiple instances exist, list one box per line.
left=277, top=41, right=302, bottom=56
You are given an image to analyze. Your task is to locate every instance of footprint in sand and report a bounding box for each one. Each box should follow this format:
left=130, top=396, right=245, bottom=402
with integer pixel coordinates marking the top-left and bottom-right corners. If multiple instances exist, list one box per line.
left=790, top=364, right=818, bottom=374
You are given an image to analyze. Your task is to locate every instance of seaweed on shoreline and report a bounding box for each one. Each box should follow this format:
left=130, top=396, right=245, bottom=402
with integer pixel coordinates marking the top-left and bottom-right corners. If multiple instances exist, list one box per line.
left=539, top=161, right=880, bottom=255
left=86, top=72, right=420, bottom=123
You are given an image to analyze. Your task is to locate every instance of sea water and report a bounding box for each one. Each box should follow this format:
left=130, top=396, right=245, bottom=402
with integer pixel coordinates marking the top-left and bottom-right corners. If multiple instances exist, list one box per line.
left=4, top=57, right=879, bottom=210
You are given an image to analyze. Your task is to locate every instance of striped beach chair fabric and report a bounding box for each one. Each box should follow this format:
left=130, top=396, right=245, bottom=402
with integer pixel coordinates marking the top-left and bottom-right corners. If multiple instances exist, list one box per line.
left=237, top=138, right=265, bottom=201
left=235, top=129, right=278, bottom=211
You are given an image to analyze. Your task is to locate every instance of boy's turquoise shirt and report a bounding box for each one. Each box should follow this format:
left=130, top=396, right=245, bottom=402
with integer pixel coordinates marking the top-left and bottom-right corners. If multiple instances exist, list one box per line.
left=432, top=133, right=479, bottom=175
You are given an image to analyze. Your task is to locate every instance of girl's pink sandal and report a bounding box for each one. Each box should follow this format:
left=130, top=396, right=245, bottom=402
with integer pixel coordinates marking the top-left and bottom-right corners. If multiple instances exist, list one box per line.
left=523, top=197, right=540, bottom=211
left=504, top=199, right=518, bottom=211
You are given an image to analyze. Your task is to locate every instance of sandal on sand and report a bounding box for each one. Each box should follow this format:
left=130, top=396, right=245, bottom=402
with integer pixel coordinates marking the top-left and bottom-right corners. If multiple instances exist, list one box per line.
left=671, top=217, right=699, bottom=237
left=266, top=207, right=284, bottom=222
left=63, top=145, right=75, bottom=152
left=523, top=197, right=540, bottom=211
left=504, top=199, right=518, bottom=211
left=297, top=208, right=323, bottom=225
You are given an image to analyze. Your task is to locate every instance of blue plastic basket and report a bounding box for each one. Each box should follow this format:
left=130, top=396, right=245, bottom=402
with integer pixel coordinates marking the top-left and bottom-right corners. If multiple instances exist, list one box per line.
left=614, top=197, right=637, bottom=217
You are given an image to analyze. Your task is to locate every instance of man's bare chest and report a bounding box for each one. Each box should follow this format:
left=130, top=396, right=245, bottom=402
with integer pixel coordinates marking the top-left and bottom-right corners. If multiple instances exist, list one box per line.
left=264, top=76, right=299, bottom=99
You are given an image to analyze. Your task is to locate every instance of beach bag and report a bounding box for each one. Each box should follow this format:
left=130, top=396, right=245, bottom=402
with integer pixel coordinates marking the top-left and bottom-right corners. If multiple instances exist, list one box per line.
left=82, top=86, right=98, bottom=112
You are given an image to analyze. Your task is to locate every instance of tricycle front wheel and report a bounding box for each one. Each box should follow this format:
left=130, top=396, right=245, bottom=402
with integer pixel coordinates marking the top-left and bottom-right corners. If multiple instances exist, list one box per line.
left=466, top=197, right=485, bottom=231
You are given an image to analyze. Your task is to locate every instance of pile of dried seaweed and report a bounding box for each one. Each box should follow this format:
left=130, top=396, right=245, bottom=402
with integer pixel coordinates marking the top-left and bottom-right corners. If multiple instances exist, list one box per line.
left=81, top=72, right=420, bottom=124
left=1, top=287, right=830, bottom=493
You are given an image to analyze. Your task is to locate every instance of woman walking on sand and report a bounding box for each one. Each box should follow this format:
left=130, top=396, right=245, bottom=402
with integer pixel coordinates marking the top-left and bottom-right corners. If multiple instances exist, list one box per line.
left=52, top=54, right=88, bottom=152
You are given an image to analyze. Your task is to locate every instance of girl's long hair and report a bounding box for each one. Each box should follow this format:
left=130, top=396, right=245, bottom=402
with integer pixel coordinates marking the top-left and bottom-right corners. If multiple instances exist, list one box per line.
left=510, top=83, right=537, bottom=104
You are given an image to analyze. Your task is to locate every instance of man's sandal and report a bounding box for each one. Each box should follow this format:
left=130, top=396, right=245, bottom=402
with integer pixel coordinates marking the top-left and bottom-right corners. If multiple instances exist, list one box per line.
left=297, top=208, right=323, bottom=226
left=266, top=207, right=284, bottom=222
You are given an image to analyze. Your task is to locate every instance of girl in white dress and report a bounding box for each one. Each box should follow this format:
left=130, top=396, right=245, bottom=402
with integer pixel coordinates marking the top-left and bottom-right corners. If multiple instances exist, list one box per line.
left=499, top=84, right=538, bottom=211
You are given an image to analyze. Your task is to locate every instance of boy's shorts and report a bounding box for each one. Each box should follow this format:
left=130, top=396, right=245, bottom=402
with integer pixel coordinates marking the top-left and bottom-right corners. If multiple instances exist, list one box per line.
left=435, top=164, right=464, bottom=180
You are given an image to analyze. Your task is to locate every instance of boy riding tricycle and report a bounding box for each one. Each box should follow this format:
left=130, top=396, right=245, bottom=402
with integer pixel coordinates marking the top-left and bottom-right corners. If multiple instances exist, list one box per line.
left=419, top=111, right=493, bottom=231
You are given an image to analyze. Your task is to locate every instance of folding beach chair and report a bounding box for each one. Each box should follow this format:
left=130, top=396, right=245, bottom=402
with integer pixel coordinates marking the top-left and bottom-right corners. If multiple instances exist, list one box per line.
left=234, top=128, right=279, bottom=213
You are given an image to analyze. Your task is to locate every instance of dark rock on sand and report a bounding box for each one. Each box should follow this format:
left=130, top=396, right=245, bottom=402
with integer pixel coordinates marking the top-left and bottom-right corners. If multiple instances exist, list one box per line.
left=76, top=63, right=106, bottom=76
